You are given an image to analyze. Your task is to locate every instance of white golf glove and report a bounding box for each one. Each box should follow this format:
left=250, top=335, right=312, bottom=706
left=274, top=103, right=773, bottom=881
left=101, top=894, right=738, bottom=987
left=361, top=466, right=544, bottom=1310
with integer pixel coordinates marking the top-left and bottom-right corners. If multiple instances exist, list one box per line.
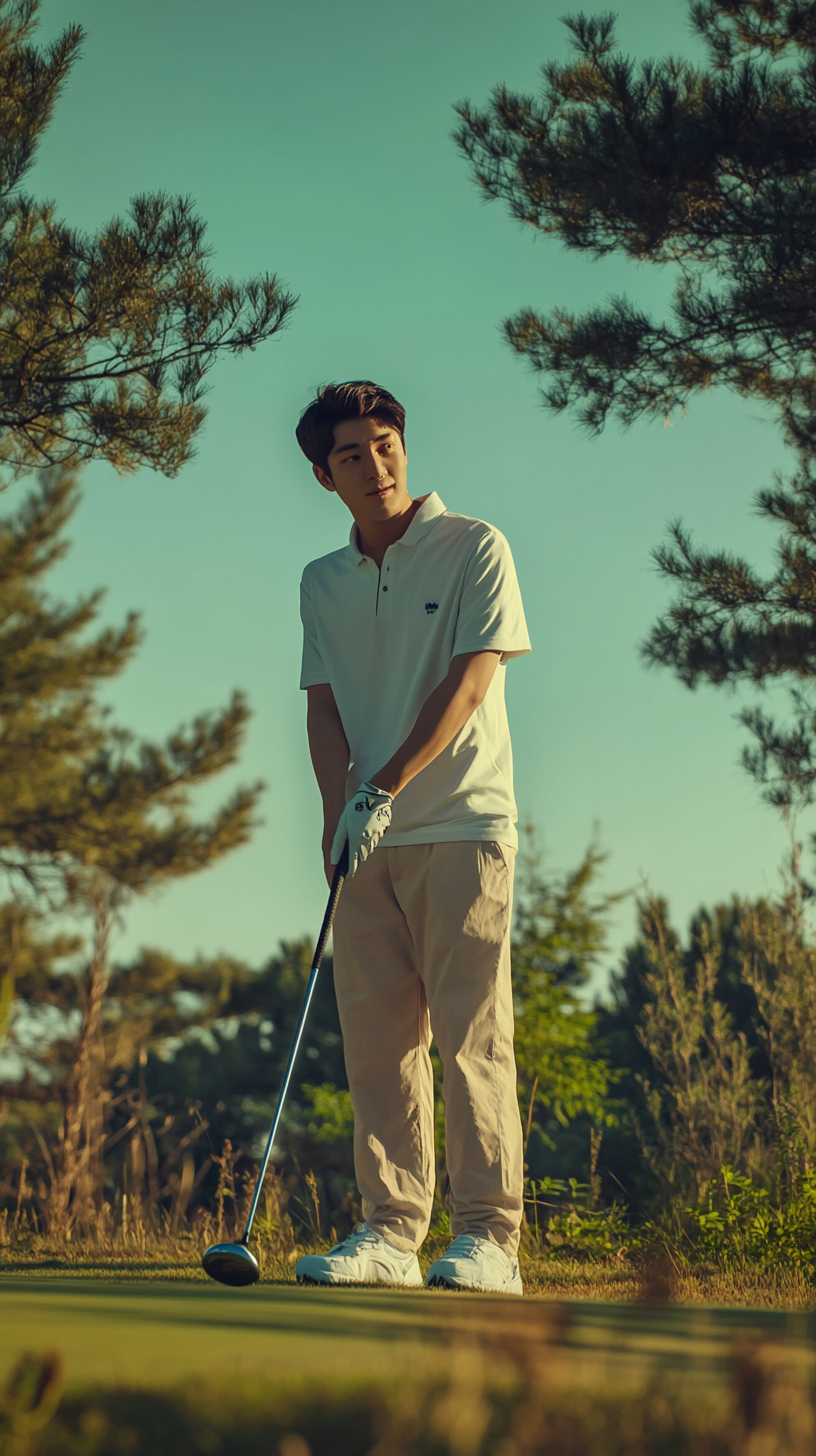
left=331, top=781, right=394, bottom=877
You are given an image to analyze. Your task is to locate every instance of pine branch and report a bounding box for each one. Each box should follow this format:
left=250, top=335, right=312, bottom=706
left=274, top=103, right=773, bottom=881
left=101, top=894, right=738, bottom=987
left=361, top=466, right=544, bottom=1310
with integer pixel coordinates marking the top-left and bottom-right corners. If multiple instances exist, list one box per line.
left=0, top=13, right=297, bottom=478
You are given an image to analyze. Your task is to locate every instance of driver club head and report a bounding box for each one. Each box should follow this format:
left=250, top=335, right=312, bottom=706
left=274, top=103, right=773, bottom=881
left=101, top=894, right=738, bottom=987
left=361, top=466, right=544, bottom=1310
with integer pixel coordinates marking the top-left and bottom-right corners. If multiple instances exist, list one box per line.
left=202, top=1240, right=260, bottom=1287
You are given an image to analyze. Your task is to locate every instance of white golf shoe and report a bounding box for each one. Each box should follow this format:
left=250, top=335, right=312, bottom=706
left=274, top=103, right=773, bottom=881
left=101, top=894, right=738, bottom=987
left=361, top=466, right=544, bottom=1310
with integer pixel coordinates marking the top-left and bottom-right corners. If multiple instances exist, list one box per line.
left=425, top=1234, right=523, bottom=1295
left=296, top=1223, right=423, bottom=1287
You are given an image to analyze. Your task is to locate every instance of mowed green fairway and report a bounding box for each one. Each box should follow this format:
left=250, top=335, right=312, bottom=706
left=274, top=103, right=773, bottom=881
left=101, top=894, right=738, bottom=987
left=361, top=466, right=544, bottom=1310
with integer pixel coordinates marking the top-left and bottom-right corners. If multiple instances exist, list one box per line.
left=1, top=1277, right=815, bottom=1396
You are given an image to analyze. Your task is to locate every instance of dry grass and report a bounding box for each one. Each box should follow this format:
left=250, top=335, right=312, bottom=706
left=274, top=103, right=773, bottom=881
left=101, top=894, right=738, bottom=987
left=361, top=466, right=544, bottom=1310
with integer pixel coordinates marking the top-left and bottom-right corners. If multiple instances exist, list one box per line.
left=519, top=1256, right=816, bottom=1309
left=1, top=1222, right=814, bottom=1308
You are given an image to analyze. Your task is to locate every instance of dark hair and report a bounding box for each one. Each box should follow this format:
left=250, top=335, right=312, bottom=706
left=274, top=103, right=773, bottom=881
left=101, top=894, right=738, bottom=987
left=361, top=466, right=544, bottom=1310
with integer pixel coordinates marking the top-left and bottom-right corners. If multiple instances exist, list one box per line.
left=295, top=381, right=406, bottom=475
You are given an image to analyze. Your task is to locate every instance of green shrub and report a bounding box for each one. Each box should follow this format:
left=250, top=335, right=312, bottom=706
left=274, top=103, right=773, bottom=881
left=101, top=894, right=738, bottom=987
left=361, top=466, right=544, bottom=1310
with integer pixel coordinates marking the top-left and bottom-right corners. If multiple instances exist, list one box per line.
left=683, top=1166, right=816, bottom=1275
left=524, top=1177, right=637, bottom=1260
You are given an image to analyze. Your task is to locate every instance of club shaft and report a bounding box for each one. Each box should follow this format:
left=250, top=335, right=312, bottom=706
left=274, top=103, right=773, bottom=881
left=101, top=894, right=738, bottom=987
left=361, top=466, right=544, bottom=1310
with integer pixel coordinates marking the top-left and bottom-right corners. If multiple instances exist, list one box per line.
left=241, top=847, right=348, bottom=1242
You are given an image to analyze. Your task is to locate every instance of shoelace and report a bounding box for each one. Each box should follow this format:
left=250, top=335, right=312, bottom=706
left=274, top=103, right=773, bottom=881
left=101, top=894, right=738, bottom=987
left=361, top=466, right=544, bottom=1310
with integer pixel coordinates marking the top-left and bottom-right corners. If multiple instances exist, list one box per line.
left=444, top=1234, right=488, bottom=1261
left=333, top=1224, right=384, bottom=1255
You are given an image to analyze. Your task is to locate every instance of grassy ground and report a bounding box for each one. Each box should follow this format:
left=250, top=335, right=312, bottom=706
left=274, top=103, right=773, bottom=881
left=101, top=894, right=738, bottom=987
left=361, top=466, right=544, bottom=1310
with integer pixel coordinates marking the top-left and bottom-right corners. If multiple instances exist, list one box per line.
left=1, top=1276, right=816, bottom=1454
left=2, top=1230, right=815, bottom=1308
left=3, top=1230, right=816, bottom=1453
left=2, top=1274, right=815, bottom=1391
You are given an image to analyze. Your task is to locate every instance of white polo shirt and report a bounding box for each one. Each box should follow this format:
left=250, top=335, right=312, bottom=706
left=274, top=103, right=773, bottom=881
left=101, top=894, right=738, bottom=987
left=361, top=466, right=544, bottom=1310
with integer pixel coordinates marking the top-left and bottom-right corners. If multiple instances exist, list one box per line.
left=299, top=492, right=531, bottom=849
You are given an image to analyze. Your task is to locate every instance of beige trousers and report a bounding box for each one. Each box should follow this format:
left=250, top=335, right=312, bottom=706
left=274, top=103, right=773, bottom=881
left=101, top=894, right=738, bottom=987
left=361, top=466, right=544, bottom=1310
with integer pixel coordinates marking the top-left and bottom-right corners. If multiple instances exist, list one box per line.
left=332, top=840, right=523, bottom=1257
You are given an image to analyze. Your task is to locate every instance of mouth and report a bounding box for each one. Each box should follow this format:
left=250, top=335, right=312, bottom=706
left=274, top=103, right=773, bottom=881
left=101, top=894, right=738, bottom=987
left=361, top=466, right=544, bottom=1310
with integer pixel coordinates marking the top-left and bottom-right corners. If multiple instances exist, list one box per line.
left=368, top=483, right=393, bottom=498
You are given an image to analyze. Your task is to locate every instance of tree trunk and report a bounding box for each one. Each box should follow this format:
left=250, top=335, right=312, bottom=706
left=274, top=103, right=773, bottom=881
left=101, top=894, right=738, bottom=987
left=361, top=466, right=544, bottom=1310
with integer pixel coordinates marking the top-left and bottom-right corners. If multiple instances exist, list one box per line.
left=0, top=912, right=22, bottom=1054
left=47, top=881, right=113, bottom=1234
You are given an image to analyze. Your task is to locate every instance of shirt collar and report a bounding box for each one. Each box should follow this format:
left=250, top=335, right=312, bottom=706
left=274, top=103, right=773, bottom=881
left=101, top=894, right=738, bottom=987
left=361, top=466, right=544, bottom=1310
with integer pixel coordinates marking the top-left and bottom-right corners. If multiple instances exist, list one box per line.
left=348, top=492, right=446, bottom=564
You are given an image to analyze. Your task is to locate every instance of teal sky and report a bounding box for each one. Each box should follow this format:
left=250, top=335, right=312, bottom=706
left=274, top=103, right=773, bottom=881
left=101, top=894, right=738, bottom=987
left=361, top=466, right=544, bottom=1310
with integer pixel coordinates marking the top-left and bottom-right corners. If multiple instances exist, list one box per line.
left=29, top=0, right=793, bottom=986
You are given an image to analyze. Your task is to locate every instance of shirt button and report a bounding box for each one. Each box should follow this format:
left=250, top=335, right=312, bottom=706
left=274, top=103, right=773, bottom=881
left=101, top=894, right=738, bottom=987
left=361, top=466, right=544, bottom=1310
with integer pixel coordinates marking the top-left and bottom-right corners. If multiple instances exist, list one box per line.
left=383, top=586, right=389, bottom=591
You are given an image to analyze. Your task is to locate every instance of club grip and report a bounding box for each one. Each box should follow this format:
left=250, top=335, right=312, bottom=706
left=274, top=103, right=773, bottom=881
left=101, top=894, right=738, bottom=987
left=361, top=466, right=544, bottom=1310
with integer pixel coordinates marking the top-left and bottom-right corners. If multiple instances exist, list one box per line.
left=312, top=841, right=349, bottom=971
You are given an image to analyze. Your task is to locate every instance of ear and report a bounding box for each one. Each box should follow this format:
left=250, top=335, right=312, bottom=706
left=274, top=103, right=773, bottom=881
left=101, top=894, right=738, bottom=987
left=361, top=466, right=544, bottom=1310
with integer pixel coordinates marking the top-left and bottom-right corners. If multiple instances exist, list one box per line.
left=313, top=463, right=336, bottom=493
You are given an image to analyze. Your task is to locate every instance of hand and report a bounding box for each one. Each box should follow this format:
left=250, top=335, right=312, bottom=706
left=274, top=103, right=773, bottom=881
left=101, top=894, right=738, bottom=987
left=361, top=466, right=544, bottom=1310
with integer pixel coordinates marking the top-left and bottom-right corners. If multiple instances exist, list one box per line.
left=330, top=782, right=394, bottom=877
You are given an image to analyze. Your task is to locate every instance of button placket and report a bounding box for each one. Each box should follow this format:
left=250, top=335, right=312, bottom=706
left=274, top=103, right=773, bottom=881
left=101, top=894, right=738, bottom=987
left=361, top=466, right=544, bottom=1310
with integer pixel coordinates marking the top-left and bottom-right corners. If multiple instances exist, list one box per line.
left=378, top=552, right=394, bottom=618
left=364, top=557, right=381, bottom=616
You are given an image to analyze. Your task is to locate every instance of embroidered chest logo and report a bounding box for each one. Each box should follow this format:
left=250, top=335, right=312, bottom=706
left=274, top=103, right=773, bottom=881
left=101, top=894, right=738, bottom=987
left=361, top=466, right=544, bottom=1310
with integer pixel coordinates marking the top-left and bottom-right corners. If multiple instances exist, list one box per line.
left=425, top=602, right=439, bottom=615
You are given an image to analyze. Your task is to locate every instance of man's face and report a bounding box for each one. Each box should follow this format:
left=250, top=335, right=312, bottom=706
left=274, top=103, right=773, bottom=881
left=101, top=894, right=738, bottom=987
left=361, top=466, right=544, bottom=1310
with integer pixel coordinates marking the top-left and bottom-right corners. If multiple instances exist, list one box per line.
left=313, top=416, right=409, bottom=522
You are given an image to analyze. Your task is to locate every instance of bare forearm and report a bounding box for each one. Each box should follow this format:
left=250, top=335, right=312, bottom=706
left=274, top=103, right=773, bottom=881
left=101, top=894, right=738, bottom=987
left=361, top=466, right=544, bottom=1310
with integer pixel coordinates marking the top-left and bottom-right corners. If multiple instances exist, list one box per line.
left=370, top=684, right=475, bottom=796
left=371, top=651, right=500, bottom=798
left=307, top=694, right=350, bottom=839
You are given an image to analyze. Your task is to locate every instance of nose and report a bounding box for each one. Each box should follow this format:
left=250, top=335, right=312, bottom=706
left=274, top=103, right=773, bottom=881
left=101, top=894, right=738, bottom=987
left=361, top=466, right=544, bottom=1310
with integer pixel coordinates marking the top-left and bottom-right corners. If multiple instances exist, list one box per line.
left=366, top=447, right=387, bottom=479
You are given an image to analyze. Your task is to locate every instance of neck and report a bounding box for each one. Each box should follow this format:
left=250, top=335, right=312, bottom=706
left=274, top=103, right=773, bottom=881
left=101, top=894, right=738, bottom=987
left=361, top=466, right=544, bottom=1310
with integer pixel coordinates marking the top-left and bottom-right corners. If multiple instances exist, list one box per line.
left=355, top=495, right=424, bottom=567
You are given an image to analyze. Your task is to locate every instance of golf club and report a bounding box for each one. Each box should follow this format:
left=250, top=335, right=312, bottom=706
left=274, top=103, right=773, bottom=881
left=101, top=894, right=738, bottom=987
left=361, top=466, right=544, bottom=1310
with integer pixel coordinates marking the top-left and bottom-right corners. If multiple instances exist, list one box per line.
left=202, top=842, right=349, bottom=1287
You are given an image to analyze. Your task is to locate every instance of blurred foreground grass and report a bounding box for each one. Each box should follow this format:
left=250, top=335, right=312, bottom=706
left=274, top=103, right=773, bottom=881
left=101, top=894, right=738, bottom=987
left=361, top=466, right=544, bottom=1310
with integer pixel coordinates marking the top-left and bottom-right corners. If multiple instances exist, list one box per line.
left=1, top=1281, right=815, bottom=1455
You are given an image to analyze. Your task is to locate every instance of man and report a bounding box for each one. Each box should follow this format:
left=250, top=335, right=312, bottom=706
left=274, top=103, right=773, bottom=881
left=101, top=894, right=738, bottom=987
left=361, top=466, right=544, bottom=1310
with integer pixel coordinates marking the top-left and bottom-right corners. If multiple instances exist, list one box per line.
left=293, top=381, right=531, bottom=1294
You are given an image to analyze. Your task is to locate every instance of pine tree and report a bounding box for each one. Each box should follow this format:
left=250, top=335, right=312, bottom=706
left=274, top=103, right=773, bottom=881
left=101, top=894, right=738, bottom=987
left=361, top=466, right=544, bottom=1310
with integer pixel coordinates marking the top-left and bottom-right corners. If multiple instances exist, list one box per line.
left=0, top=0, right=295, bottom=1231
left=0, top=0, right=295, bottom=478
left=455, top=2, right=816, bottom=443
left=597, top=879, right=816, bottom=1211
left=0, top=469, right=263, bottom=1229
left=627, top=897, right=763, bottom=1207
left=2, top=933, right=256, bottom=1230
left=455, top=3, right=816, bottom=821
left=1, top=935, right=350, bottom=1233
left=0, top=468, right=260, bottom=902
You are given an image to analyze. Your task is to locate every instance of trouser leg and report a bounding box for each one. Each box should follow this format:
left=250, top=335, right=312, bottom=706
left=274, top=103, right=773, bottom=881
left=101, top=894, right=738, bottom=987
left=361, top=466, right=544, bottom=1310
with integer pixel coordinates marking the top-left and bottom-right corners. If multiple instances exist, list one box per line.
left=332, top=848, right=435, bottom=1254
left=393, top=841, right=523, bottom=1257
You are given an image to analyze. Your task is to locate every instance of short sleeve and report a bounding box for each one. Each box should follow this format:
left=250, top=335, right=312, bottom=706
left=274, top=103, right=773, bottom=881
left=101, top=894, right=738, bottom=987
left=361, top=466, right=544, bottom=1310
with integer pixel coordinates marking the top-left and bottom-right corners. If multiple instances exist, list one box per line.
left=299, top=573, right=330, bottom=688
left=452, top=530, right=531, bottom=663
